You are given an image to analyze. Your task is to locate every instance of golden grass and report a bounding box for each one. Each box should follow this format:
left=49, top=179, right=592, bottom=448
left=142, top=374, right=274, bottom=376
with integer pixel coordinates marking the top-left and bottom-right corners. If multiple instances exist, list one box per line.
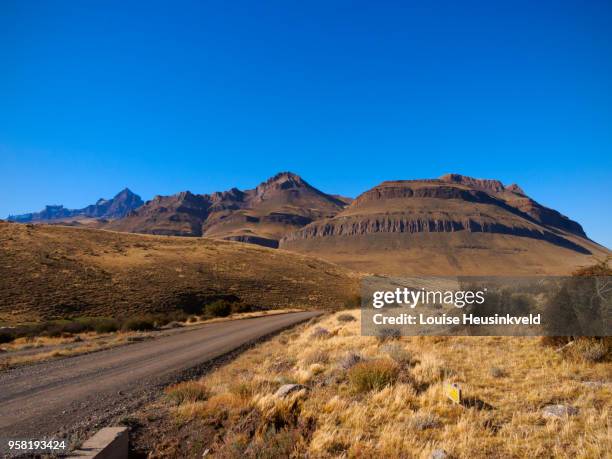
left=0, top=222, right=358, bottom=323
left=162, top=311, right=611, bottom=458
left=0, top=333, right=133, bottom=368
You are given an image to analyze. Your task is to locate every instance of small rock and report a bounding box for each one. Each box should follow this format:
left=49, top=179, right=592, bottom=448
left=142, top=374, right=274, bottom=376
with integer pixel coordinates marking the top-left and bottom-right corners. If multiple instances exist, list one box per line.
left=430, top=449, right=449, bottom=459
left=275, top=384, right=307, bottom=398
left=542, top=404, right=579, bottom=419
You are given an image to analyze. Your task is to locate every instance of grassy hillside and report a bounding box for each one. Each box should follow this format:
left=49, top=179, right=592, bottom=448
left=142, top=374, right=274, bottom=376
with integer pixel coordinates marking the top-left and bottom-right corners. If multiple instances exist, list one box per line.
left=0, top=222, right=359, bottom=323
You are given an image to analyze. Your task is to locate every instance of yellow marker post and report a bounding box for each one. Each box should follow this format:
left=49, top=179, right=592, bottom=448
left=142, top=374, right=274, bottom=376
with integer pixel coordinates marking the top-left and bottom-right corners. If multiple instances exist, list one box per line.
left=444, top=383, right=462, bottom=404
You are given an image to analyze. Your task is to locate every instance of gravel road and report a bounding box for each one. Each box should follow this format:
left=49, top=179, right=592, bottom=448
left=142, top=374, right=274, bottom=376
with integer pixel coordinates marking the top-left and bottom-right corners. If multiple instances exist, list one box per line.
left=0, top=311, right=318, bottom=455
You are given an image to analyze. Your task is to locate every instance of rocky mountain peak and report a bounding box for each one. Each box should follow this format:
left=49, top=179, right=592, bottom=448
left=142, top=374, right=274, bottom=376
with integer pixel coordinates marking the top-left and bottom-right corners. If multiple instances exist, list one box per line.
left=257, top=172, right=308, bottom=192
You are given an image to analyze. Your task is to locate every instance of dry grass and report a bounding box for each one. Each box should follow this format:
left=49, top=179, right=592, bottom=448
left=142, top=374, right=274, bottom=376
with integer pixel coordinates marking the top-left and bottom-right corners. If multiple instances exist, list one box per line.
left=0, top=222, right=358, bottom=323
left=165, top=381, right=210, bottom=405
left=156, top=310, right=611, bottom=458
left=0, top=333, right=133, bottom=368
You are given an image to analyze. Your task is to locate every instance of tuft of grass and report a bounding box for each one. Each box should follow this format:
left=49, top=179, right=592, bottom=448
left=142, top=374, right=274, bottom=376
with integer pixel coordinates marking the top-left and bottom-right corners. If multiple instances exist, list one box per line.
left=380, top=343, right=413, bottom=366
left=572, top=338, right=609, bottom=363
left=302, top=349, right=329, bottom=366
left=310, top=327, right=330, bottom=339
left=165, top=381, right=210, bottom=405
left=337, top=313, right=356, bottom=323
left=348, top=359, right=399, bottom=393
left=409, top=413, right=442, bottom=430
left=338, top=351, right=362, bottom=370
left=489, top=366, right=507, bottom=378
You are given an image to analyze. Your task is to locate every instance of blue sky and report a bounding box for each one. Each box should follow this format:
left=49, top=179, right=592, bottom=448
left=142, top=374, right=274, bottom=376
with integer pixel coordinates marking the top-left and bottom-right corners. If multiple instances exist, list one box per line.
left=1, top=0, right=611, bottom=247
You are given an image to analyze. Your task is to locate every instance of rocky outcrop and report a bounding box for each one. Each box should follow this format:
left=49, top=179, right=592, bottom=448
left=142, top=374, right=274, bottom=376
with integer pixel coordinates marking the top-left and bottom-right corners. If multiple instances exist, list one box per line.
left=8, top=188, right=143, bottom=223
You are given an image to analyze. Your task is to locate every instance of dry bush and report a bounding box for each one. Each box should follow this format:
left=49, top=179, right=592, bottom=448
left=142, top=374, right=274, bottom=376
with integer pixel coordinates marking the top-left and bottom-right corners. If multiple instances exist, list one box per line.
left=310, top=327, right=331, bottom=339
left=411, top=354, right=448, bottom=387
left=571, top=338, right=610, bottom=363
left=337, top=313, right=356, bottom=323
left=380, top=342, right=413, bottom=366
left=348, top=359, right=399, bottom=393
left=338, top=351, right=362, bottom=370
left=165, top=381, right=210, bottom=405
left=253, top=390, right=307, bottom=433
left=409, top=413, right=442, bottom=430
left=489, top=366, right=507, bottom=378
left=376, top=328, right=400, bottom=344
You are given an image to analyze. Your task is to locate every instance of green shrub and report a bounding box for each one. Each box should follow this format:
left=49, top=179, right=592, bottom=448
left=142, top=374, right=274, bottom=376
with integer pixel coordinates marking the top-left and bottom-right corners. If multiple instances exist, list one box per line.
left=344, top=294, right=361, bottom=309
left=205, top=300, right=232, bottom=318
left=231, top=303, right=255, bottom=314
left=348, top=359, right=399, bottom=393
left=0, top=330, right=15, bottom=344
left=121, top=317, right=156, bottom=332
left=92, top=318, right=119, bottom=334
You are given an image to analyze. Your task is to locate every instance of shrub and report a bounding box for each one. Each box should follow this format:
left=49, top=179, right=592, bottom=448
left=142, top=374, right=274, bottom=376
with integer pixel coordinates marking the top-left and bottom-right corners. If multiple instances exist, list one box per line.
left=489, top=367, right=507, bottom=378
left=338, top=352, right=362, bottom=370
left=205, top=300, right=232, bottom=318
left=91, top=318, right=119, bottom=334
left=310, top=327, right=330, bottom=339
left=348, top=359, right=399, bottom=393
left=165, top=381, right=210, bottom=405
left=376, top=328, right=400, bottom=343
left=337, top=313, right=356, bottom=323
left=410, top=413, right=441, bottom=430
left=344, top=294, right=361, bottom=309
left=231, top=303, right=256, bottom=314
left=121, top=317, right=156, bottom=332
left=573, top=338, right=609, bottom=362
left=0, top=330, right=15, bottom=344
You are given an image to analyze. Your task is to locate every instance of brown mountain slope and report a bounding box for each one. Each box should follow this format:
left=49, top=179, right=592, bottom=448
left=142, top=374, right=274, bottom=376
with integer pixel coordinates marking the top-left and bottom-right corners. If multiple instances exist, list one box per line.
left=105, top=172, right=346, bottom=248
left=0, top=222, right=358, bottom=323
left=280, top=174, right=609, bottom=275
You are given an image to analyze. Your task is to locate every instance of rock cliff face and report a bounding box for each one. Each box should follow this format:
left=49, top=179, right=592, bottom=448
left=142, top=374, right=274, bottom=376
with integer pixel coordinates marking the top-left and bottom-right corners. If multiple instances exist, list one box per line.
left=8, top=188, right=143, bottom=223
left=280, top=174, right=604, bottom=275
left=106, top=172, right=347, bottom=245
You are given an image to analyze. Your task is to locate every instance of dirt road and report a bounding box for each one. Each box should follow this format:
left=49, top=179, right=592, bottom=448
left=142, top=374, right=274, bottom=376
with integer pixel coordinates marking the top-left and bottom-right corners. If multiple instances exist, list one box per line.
left=0, top=311, right=318, bottom=453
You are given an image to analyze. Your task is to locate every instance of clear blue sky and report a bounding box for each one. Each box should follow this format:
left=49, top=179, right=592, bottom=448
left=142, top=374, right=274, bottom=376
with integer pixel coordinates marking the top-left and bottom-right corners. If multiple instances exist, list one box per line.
left=1, top=0, right=611, bottom=247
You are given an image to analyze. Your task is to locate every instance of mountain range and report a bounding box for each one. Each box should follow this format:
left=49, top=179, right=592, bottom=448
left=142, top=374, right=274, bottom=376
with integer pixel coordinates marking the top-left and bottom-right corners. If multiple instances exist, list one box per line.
left=7, top=188, right=143, bottom=223
left=6, top=172, right=609, bottom=275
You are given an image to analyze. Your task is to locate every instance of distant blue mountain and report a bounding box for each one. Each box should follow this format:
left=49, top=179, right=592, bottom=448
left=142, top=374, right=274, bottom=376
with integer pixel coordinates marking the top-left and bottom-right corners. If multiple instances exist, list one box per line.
left=8, top=188, right=143, bottom=222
